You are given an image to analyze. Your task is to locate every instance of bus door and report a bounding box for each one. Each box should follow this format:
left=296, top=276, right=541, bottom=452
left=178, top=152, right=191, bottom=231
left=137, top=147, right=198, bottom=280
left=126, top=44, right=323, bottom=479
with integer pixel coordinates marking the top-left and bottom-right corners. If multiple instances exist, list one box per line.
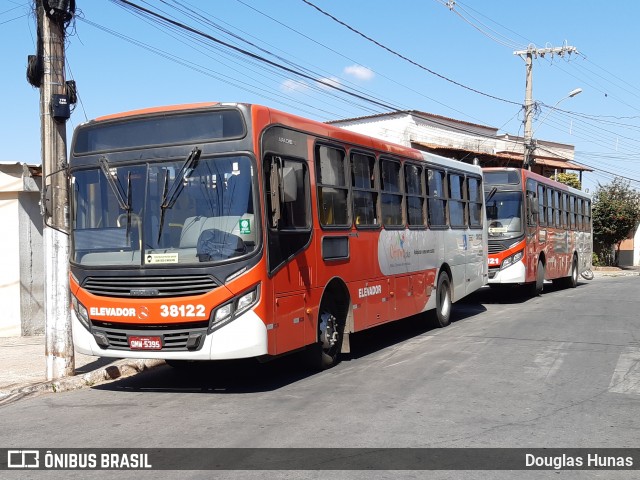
left=262, top=127, right=315, bottom=354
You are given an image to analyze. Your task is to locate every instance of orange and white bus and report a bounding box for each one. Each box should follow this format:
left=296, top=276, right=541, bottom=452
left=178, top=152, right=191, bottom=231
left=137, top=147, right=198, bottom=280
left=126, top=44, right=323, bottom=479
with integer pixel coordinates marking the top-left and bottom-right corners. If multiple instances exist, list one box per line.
left=483, top=167, right=592, bottom=295
left=69, top=102, right=487, bottom=369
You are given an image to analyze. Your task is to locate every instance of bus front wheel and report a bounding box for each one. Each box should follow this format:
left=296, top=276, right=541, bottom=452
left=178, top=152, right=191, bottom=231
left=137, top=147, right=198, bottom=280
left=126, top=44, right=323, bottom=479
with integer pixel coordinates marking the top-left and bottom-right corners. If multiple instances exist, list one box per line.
left=434, top=271, right=452, bottom=328
left=306, top=309, right=344, bottom=370
left=529, top=260, right=545, bottom=296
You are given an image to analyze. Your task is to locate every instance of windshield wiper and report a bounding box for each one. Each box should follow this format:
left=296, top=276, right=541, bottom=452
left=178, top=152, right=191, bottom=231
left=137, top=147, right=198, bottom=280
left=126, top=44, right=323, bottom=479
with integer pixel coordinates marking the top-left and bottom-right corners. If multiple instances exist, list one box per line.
left=157, top=147, right=202, bottom=243
left=99, top=156, right=129, bottom=211
left=99, top=157, right=135, bottom=239
left=486, top=186, right=497, bottom=202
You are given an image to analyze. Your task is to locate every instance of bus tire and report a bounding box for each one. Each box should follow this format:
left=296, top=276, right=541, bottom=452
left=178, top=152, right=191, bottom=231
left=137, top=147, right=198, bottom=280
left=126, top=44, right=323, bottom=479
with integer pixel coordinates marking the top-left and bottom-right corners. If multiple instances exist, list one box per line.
left=307, top=309, right=344, bottom=371
left=567, top=255, right=579, bottom=288
left=434, top=271, right=452, bottom=328
left=529, top=260, right=545, bottom=296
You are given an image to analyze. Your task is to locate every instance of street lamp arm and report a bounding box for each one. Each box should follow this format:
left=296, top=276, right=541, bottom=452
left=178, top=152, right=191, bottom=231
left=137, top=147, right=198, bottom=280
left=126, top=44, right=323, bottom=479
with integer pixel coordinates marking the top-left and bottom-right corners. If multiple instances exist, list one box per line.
left=533, top=88, right=582, bottom=136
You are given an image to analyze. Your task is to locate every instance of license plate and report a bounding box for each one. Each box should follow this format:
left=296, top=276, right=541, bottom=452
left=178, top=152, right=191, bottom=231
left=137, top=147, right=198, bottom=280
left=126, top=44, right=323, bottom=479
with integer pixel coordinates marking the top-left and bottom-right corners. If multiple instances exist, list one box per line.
left=128, top=336, right=162, bottom=350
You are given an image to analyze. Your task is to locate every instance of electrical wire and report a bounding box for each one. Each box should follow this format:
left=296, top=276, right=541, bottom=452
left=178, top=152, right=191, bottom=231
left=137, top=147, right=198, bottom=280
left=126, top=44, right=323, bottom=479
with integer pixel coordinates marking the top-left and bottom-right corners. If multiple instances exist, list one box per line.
left=300, top=0, right=521, bottom=106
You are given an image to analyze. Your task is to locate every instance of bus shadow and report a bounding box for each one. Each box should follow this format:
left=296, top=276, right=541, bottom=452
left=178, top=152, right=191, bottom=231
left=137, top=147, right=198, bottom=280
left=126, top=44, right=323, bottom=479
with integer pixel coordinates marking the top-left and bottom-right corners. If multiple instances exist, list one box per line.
left=93, top=300, right=488, bottom=395
left=466, top=280, right=591, bottom=305
left=92, top=355, right=317, bottom=395
left=345, top=302, right=487, bottom=361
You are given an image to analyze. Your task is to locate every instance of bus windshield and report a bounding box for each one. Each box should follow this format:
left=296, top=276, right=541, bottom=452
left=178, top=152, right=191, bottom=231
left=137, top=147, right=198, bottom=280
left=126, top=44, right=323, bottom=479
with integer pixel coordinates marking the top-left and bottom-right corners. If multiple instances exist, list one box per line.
left=71, top=154, right=256, bottom=266
left=486, top=191, right=523, bottom=238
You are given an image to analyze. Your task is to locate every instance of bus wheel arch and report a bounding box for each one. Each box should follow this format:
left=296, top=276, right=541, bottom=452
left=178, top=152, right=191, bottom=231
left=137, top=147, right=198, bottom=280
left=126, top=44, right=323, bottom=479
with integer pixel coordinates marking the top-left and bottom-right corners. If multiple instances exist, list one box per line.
left=308, top=277, right=350, bottom=370
left=433, top=264, right=453, bottom=328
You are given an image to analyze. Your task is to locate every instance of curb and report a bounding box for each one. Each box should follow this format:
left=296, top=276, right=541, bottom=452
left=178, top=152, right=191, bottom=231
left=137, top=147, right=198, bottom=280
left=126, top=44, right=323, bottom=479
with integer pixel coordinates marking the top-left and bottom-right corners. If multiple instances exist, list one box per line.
left=0, top=359, right=165, bottom=406
left=593, top=271, right=640, bottom=278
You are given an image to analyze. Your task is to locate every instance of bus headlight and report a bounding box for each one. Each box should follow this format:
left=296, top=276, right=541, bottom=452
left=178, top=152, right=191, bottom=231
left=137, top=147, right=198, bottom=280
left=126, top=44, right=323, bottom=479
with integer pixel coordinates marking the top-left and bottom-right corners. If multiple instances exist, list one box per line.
left=209, top=284, right=260, bottom=333
left=71, top=295, right=90, bottom=331
left=501, top=250, right=524, bottom=269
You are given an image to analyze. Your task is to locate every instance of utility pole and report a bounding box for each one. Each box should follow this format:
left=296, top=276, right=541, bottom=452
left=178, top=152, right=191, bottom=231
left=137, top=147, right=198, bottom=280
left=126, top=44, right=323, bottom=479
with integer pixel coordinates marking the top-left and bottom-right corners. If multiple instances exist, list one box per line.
left=31, top=0, right=76, bottom=380
left=514, top=45, right=577, bottom=170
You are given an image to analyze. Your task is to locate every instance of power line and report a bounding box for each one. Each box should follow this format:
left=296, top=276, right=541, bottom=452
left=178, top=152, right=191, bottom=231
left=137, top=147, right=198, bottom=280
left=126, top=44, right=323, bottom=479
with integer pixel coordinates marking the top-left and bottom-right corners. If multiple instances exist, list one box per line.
left=234, top=0, right=488, bottom=125
left=300, top=0, right=521, bottom=106
left=113, top=0, right=401, bottom=112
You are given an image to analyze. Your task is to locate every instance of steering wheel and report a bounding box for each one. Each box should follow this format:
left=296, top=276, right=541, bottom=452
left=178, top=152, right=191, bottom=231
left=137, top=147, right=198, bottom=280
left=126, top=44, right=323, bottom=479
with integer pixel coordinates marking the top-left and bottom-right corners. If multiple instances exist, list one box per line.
left=489, top=221, right=503, bottom=229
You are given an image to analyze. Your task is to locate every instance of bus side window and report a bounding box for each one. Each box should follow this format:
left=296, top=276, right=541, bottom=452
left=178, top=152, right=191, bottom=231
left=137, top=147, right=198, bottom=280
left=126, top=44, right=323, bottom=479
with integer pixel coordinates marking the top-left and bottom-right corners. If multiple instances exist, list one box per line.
left=380, top=158, right=403, bottom=227
left=569, top=196, right=576, bottom=230
left=546, top=187, right=553, bottom=226
left=405, top=163, right=425, bottom=227
left=448, top=173, right=466, bottom=228
left=351, top=152, right=379, bottom=227
left=467, top=176, right=483, bottom=228
left=427, top=169, right=447, bottom=228
left=316, top=144, right=350, bottom=228
left=584, top=200, right=591, bottom=231
left=538, top=185, right=546, bottom=226
left=576, top=198, right=583, bottom=231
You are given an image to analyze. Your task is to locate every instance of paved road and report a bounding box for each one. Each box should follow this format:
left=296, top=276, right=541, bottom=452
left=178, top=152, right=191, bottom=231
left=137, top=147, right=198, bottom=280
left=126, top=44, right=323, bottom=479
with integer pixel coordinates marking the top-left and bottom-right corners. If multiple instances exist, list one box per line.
left=2, top=275, right=640, bottom=479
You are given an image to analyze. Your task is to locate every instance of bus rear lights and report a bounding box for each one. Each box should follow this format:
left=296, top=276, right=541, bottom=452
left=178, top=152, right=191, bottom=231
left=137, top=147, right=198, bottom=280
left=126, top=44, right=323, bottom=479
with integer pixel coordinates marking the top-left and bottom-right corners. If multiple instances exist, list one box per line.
left=501, top=250, right=524, bottom=269
left=71, top=295, right=90, bottom=331
left=209, top=285, right=260, bottom=333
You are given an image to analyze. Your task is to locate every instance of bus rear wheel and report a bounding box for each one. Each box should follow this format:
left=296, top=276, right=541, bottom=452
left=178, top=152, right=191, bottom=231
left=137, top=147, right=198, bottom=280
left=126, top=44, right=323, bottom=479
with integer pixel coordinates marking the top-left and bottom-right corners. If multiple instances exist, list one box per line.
left=554, top=256, right=578, bottom=289
left=567, top=255, right=579, bottom=288
left=434, top=271, right=452, bottom=328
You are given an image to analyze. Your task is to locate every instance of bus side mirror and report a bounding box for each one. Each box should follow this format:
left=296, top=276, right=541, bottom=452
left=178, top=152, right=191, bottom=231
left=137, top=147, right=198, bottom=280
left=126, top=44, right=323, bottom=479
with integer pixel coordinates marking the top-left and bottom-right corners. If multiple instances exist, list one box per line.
left=42, top=169, right=70, bottom=235
left=528, top=195, right=539, bottom=215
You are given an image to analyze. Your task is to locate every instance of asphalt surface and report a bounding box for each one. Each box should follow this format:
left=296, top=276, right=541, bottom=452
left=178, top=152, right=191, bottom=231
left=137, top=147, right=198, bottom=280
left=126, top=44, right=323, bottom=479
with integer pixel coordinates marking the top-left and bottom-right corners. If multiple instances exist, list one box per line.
left=1, top=274, right=640, bottom=479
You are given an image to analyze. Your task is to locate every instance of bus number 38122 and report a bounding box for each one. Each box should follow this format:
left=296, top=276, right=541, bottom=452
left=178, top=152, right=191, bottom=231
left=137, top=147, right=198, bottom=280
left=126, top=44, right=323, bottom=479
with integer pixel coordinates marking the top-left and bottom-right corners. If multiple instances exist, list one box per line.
left=159, top=304, right=207, bottom=318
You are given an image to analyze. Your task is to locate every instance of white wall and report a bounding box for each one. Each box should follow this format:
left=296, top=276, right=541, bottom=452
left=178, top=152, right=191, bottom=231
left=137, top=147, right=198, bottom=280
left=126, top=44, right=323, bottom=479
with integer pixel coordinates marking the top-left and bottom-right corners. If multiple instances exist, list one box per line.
left=0, top=192, right=21, bottom=336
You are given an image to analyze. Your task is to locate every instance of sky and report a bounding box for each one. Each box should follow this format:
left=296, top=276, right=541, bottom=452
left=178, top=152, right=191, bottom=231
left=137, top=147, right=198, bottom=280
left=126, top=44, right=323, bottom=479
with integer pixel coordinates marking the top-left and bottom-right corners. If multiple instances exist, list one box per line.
left=4, top=0, right=640, bottom=194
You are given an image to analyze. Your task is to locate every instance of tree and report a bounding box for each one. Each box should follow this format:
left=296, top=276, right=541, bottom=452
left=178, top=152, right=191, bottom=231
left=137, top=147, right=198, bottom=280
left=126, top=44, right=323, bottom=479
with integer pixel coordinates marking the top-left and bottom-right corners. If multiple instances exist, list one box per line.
left=554, top=172, right=581, bottom=190
left=592, top=178, right=640, bottom=266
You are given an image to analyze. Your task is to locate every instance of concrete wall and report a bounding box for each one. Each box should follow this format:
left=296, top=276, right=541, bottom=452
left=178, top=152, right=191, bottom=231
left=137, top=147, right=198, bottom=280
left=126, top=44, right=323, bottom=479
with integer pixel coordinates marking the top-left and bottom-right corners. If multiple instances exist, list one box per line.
left=19, top=191, right=44, bottom=335
left=0, top=163, right=43, bottom=337
left=0, top=192, right=21, bottom=336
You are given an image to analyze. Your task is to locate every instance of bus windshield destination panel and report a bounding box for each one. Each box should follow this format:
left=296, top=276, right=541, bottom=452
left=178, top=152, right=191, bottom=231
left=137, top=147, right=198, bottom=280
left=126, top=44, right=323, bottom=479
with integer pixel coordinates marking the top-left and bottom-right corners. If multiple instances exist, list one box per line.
left=69, top=103, right=488, bottom=370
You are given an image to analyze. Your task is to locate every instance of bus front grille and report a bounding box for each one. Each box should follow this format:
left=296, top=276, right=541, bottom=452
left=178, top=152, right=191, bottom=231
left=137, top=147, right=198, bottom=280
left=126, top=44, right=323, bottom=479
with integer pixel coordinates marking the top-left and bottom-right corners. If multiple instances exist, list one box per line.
left=82, top=275, right=218, bottom=298
left=488, top=244, right=505, bottom=254
left=92, top=325, right=208, bottom=352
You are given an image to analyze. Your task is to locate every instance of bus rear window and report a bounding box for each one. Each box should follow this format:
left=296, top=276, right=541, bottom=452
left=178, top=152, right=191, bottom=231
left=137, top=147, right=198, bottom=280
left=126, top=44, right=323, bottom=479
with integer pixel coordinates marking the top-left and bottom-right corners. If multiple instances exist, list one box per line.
left=484, top=171, right=520, bottom=185
left=73, top=110, right=245, bottom=154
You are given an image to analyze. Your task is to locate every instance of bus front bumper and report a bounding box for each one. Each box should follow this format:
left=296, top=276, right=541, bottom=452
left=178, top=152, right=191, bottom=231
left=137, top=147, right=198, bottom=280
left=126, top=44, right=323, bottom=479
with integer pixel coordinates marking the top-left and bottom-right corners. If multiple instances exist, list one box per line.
left=487, top=261, right=526, bottom=284
left=72, top=309, right=268, bottom=361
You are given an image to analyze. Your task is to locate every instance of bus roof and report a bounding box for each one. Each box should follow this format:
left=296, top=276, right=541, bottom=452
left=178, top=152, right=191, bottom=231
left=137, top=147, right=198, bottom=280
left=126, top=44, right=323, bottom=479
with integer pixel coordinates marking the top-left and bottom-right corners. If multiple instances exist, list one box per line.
left=85, top=102, right=481, bottom=174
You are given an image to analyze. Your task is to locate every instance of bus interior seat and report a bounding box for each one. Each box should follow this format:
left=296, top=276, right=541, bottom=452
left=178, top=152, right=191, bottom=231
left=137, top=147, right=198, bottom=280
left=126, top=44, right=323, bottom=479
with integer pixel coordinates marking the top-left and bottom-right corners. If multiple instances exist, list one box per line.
left=180, top=214, right=255, bottom=253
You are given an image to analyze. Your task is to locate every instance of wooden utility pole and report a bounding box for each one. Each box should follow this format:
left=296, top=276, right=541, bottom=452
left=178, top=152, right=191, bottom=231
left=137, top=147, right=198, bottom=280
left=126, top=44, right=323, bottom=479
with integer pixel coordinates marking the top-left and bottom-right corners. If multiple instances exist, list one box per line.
left=514, top=45, right=577, bottom=170
left=36, top=0, right=74, bottom=379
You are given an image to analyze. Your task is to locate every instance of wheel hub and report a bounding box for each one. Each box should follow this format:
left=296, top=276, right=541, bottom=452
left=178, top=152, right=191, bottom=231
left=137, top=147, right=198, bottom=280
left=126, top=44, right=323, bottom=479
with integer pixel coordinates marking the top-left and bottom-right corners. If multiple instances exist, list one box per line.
left=319, top=312, right=338, bottom=350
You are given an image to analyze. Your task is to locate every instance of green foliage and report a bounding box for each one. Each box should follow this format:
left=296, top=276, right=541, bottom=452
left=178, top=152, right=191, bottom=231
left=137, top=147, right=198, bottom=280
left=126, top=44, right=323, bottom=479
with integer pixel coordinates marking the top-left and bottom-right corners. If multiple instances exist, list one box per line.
left=592, top=252, right=601, bottom=267
left=592, top=178, right=640, bottom=266
left=554, top=172, right=581, bottom=189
